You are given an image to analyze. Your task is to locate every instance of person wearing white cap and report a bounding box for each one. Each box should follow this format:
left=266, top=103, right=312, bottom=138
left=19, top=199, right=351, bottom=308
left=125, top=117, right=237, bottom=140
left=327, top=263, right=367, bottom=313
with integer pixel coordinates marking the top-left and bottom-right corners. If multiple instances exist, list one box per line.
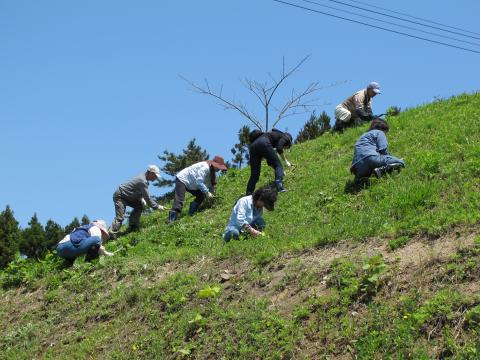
left=109, top=165, right=165, bottom=237
left=334, top=82, right=381, bottom=132
left=56, top=220, right=113, bottom=265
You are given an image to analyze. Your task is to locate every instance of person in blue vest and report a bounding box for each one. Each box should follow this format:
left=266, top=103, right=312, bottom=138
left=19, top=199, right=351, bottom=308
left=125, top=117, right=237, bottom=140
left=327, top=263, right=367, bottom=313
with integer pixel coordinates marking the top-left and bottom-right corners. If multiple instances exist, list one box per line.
left=350, top=119, right=405, bottom=188
left=56, top=220, right=113, bottom=265
left=223, top=187, right=277, bottom=242
left=246, top=129, right=293, bottom=195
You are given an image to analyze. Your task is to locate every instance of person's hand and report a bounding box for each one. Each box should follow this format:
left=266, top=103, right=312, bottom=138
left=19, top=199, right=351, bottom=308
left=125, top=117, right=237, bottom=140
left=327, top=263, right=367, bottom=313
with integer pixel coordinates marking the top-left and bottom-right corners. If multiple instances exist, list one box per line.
left=206, top=192, right=215, bottom=199
left=285, top=160, right=293, bottom=167
left=156, top=205, right=165, bottom=211
left=141, top=198, right=147, bottom=207
left=249, top=227, right=262, bottom=237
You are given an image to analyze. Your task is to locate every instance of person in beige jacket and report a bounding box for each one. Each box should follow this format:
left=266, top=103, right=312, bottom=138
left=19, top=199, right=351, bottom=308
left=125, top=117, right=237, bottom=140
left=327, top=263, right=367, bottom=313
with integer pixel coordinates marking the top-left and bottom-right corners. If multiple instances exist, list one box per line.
left=333, top=82, right=381, bottom=132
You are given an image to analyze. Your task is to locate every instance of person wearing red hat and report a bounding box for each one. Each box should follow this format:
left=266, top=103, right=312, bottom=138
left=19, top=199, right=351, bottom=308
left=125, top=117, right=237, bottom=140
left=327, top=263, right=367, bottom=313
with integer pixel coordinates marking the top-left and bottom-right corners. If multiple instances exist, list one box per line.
left=168, top=156, right=228, bottom=222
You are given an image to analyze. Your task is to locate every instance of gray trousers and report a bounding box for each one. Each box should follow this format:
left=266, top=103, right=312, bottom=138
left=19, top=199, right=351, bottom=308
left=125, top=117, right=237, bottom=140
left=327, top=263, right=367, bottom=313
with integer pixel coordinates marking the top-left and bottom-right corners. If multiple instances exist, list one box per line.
left=111, top=190, right=143, bottom=232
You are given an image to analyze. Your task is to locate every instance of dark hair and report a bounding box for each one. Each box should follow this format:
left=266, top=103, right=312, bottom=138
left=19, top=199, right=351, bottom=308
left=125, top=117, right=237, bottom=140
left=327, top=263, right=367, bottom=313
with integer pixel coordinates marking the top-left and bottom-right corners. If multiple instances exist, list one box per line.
left=252, top=187, right=277, bottom=211
left=369, top=118, right=390, bottom=132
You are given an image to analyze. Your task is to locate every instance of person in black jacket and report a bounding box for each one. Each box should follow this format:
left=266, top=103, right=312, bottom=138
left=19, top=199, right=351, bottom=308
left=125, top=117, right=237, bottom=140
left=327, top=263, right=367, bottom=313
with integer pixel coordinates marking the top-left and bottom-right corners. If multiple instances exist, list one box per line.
left=246, top=129, right=293, bottom=195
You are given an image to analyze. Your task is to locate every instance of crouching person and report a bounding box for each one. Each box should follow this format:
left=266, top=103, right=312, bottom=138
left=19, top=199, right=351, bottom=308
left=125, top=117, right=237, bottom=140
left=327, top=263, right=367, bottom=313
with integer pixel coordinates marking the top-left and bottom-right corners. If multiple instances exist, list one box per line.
left=109, top=165, right=165, bottom=237
left=223, top=188, right=277, bottom=242
left=350, top=119, right=404, bottom=189
left=57, top=220, right=113, bottom=265
left=169, top=156, right=228, bottom=223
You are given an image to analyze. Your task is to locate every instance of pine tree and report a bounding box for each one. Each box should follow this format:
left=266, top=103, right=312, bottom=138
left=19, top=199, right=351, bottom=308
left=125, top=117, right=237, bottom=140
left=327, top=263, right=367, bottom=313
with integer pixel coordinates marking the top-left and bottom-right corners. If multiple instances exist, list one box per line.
left=44, top=220, right=65, bottom=250
left=81, top=214, right=90, bottom=225
left=157, top=138, right=209, bottom=189
left=230, top=125, right=251, bottom=169
left=0, top=205, right=21, bottom=269
left=295, top=111, right=331, bottom=144
left=20, top=213, right=47, bottom=260
left=64, top=217, right=81, bottom=234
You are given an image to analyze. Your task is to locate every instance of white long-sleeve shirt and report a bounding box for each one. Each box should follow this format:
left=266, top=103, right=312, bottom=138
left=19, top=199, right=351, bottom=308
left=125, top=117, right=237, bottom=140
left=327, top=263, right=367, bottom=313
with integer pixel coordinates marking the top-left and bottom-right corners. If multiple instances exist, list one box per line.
left=225, top=195, right=263, bottom=231
left=176, top=161, right=212, bottom=193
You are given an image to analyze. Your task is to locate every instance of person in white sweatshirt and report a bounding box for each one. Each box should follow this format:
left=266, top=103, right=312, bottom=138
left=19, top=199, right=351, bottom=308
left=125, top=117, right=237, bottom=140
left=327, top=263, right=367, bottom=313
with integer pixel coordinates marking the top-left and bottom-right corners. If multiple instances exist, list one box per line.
left=168, top=156, right=227, bottom=222
left=56, top=220, right=113, bottom=265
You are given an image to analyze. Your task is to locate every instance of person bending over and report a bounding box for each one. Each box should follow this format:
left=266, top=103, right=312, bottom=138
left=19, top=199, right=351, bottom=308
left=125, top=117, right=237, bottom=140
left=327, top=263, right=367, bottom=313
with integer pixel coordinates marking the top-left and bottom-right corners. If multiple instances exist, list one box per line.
left=168, top=156, right=228, bottom=223
left=223, top=187, right=277, bottom=242
left=246, top=129, right=293, bottom=195
left=351, top=119, right=404, bottom=188
left=57, top=220, right=112, bottom=265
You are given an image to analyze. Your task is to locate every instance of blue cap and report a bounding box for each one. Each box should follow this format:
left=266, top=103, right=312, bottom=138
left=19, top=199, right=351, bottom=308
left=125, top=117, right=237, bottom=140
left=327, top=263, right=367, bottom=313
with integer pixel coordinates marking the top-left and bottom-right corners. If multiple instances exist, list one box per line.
left=367, top=82, right=381, bottom=94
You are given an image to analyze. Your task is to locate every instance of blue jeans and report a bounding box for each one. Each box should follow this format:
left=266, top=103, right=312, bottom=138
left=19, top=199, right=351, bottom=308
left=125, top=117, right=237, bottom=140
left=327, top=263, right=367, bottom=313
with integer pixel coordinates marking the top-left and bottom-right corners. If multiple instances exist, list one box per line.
left=223, top=218, right=266, bottom=241
left=353, top=155, right=404, bottom=179
left=56, top=236, right=102, bottom=260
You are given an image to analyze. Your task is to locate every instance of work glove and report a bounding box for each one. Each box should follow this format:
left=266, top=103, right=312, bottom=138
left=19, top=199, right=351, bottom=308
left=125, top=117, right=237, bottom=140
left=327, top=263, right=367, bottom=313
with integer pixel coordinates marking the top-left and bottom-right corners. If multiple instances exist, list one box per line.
left=285, top=160, right=293, bottom=167
left=156, top=205, right=165, bottom=211
left=206, top=192, right=215, bottom=199
left=141, top=198, right=147, bottom=207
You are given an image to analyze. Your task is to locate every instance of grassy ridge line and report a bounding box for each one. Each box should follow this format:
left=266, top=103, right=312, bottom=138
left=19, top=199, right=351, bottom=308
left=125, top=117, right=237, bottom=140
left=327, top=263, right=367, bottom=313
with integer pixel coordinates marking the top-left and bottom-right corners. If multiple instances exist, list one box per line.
left=1, top=92, right=480, bottom=287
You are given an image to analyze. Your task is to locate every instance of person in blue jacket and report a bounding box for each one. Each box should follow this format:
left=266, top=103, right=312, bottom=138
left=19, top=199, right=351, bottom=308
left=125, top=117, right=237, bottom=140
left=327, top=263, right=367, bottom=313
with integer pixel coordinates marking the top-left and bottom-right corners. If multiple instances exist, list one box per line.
left=350, top=119, right=404, bottom=187
left=223, top=187, right=277, bottom=242
left=56, top=220, right=113, bottom=265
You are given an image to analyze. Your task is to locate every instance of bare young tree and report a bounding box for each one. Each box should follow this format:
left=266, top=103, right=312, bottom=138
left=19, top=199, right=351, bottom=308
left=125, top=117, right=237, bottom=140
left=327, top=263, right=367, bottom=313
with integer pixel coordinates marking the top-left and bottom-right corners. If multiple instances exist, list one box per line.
left=180, top=55, right=325, bottom=131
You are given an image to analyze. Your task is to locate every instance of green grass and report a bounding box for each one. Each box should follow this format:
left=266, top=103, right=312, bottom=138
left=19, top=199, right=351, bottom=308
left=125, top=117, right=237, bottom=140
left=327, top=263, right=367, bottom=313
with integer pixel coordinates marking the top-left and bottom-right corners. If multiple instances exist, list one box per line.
left=2, top=92, right=480, bottom=359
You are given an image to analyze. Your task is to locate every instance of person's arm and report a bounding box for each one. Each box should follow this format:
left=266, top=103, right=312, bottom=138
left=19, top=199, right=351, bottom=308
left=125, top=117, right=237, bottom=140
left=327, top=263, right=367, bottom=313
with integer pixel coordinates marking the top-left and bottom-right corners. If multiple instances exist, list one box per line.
left=276, top=136, right=293, bottom=167
left=376, top=131, right=389, bottom=155
left=279, top=153, right=292, bottom=167
left=194, top=164, right=213, bottom=197
left=98, top=246, right=113, bottom=257
left=236, top=199, right=261, bottom=236
left=140, top=182, right=163, bottom=209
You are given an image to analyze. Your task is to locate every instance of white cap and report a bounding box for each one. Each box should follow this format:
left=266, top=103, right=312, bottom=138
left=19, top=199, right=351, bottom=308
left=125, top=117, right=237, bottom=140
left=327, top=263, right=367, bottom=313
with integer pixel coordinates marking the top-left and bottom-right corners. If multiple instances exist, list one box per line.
left=147, top=164, right=161, bottom=179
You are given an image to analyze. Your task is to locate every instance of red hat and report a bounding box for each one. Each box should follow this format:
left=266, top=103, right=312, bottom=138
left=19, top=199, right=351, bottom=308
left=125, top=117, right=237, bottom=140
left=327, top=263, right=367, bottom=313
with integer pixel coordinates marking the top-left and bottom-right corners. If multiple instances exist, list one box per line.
left=207, top=155, right=228, bottom=171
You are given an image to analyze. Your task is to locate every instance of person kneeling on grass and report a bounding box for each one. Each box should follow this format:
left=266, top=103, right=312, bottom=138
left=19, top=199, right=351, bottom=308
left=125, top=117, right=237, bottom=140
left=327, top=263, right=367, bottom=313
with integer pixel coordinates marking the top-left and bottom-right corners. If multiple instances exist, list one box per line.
left=56, top=220, right=113, bottom=265
left=168, top=156, right=228, bottom=223
left=223, top=188, right=277, bottom=242
left=350, top=118, right=405, bottom=188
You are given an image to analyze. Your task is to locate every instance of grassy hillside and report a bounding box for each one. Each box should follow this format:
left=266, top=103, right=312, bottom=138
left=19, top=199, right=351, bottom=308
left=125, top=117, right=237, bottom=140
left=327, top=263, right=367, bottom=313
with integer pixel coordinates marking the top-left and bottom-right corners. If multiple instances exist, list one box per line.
left=1, top=93, right=480, bottom=359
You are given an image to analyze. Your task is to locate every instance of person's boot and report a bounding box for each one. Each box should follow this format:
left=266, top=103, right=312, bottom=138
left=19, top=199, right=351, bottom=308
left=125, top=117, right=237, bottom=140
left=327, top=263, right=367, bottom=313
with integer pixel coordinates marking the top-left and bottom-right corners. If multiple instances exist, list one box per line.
left=188, top=202, right=200, bottom=216
left=385, top=163, right=404, bottom=174
left=168, top=210, right=178, bottom=223
left=275, top=179, right=287, bottom=193
left=373, top=166, right=387, bottom=179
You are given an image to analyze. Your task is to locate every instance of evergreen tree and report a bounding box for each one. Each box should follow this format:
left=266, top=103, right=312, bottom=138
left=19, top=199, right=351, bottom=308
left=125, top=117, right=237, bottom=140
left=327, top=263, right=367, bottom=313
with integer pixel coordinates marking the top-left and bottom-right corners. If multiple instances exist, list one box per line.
left=295, top=111, right=331, bottom=144
left=230, top=125, right=251, bottom=169
left=157, top=138, right=209, bottom=189
left=81, top=214, right=90, bottom=225
left=20, top=213, right=47, bottom=259
left=0, top=205, right=21, bottom=269
left=64, top=217, right=81, bottom=234
left=44, top=220, right=65, bottom=250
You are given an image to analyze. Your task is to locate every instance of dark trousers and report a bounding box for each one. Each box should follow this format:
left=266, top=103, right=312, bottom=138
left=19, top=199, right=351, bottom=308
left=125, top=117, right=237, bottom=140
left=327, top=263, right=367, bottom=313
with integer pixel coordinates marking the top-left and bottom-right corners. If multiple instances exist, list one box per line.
left=246, top=137, right=284, bottom=195
left=173, top=178, right=206, bottom=213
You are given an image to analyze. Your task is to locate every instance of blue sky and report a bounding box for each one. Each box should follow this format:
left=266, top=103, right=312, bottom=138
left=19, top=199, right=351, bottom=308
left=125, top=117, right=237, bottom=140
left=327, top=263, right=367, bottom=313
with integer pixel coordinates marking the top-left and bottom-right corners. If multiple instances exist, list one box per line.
left=1, top=0, right=479, bottom=228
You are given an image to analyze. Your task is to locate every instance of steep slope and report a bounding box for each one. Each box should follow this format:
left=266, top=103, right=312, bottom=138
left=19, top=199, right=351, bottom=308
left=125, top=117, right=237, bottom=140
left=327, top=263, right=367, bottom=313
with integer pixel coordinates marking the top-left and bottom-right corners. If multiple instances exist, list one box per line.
left=1, top=93, right=480, bottom=359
